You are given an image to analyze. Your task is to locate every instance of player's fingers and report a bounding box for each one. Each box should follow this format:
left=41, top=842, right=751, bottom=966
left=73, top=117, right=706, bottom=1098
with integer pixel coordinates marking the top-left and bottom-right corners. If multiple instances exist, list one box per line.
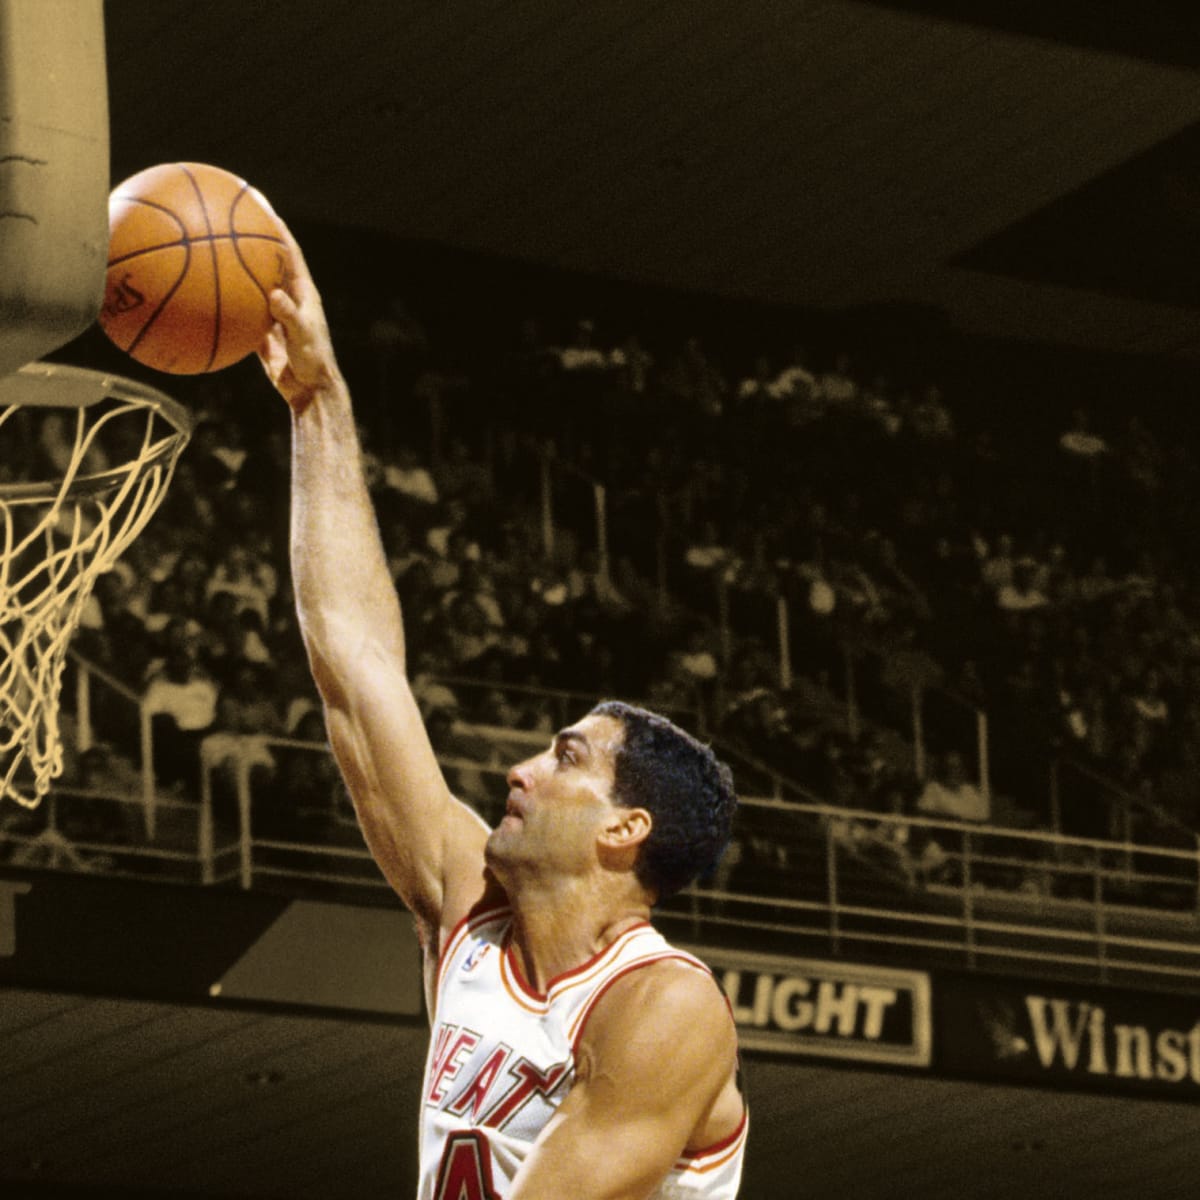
left=273, top=220, right=317, bottom=297
left=257, top=325, right=288, bottom=384
left=267, top=287, right=305, bottom=335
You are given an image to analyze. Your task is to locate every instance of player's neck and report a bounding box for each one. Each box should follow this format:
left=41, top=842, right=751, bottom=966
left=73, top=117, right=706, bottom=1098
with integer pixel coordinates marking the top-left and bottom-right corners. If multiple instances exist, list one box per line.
left=508, top=880, right=651, bottom=993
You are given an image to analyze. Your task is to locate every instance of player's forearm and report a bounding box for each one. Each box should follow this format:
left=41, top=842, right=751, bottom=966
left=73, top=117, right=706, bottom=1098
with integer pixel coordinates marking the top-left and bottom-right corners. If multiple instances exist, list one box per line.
left=289, top=379, right=407, bottom=687
left=509, top=1102, right=670, bottom=1200
left=509, top=1144, right=660, bottom=1200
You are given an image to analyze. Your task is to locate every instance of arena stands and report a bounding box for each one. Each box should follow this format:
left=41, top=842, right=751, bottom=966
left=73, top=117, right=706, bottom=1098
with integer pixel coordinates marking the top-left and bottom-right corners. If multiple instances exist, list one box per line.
left=5, top=245, right=1200, bottom=975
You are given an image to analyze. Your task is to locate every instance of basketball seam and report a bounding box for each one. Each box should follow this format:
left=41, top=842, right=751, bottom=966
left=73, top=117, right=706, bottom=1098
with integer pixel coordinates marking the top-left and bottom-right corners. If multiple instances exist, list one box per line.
left=125, top=237, right=192, bottom=362
left=107, top=195, right=189, bottom=361
left=111, top=195, right=187, bottom=237
left=229, top=188, right=278, bottom=307
left=180, top=164, right=221, bottom=372
left=107, top=233, right=286, bottom=271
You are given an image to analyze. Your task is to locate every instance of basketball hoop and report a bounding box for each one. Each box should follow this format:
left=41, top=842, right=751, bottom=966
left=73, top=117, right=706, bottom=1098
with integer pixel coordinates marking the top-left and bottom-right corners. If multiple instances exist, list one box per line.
left=0, top=361, right=191, bottom=807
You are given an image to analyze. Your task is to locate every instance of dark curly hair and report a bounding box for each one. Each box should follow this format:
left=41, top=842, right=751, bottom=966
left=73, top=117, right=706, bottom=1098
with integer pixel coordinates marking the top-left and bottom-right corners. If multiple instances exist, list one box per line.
left=590, top=699, right=737, bottom=902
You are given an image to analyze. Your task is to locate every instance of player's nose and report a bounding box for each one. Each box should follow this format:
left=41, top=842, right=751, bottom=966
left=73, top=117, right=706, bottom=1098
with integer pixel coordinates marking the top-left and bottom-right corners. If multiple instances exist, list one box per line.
left=506, top=760, right=533, bottom=791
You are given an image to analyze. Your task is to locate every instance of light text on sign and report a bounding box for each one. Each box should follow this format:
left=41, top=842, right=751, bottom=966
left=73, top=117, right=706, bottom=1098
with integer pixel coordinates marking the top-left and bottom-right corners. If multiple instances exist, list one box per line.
left=722, top=970, right=898, bottom=1040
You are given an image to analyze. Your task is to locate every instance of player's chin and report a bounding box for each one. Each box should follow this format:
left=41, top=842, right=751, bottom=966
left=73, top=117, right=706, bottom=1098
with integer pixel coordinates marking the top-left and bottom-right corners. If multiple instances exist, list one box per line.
left=484, top=822, right=515, bottom=859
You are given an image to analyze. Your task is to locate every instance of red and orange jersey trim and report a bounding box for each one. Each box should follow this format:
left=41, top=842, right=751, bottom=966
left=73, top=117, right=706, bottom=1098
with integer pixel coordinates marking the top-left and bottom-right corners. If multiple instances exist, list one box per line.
left=674, top=1110, right=749, bottom=1174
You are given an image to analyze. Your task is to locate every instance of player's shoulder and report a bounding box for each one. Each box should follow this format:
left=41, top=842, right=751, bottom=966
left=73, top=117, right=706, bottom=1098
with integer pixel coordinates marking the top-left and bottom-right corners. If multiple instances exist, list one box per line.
left=583, top=952, right=734, bottom=1056
left=573, top=953, right=738, bottom=1114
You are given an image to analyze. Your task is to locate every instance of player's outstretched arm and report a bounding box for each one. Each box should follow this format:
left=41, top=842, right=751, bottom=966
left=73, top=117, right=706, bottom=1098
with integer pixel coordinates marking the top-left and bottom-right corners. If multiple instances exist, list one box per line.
left=509, top=962, right=745, bottom=1200
left=258, top=226, right=491, bottom=941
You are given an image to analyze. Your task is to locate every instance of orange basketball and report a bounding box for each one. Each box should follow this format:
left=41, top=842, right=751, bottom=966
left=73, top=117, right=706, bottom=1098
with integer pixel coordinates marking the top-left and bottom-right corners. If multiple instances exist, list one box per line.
left=99, top=162, right=291, bottom=374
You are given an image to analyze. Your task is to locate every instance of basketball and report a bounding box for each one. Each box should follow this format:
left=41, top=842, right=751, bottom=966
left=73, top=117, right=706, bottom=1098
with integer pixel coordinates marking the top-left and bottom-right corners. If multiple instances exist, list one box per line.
left=98, top=162, right=291, bottom=374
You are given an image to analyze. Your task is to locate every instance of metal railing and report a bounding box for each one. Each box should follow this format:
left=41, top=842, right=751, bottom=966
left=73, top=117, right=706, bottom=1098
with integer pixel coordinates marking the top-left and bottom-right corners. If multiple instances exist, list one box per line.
left=70, top=652, right=161, bottom=836
left=5, top=716, right=1200, bottom=989
left=0, top=783, right=239, bottom=884
left=41, top=613, right=1200, bottom=999
left=195, top=725, right=1200, bottom=988
left=663, top=798, right=1200, bottom=989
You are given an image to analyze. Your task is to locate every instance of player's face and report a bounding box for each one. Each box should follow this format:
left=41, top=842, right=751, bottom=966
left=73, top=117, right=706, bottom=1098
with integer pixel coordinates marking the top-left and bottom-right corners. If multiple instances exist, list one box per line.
left=487, top=713, right=625, bottom=879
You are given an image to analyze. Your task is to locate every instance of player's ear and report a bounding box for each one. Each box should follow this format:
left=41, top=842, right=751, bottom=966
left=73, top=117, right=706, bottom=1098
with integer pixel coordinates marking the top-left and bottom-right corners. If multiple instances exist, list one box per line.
left=598, top=807, right=652, bottom=858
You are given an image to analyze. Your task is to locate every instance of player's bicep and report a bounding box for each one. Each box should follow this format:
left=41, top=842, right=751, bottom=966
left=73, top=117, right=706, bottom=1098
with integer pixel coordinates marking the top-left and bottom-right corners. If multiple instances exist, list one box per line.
left=509, top=967, right=737, bottom=1200
left=321, top=644, right=490, bottom=929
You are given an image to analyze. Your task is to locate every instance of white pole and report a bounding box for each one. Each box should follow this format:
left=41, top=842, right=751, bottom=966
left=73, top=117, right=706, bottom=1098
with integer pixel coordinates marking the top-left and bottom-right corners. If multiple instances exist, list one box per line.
left=776, top=594, right=791, bottom=690
left=977, top=708, right=991, bottom=808
left=75, top=661, right=92, bottom=752
left=238, top=759, right=254, bottom=890
left=593, top=482, right=609, bottom=585
left=139, top=704, right=156, bottom=841
left=199, top=754, right=215, bottom=886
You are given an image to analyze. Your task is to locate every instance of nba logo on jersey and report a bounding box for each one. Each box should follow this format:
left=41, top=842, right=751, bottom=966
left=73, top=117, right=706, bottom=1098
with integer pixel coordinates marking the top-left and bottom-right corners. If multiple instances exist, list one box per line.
left=462, top=938, right=492, bottom=973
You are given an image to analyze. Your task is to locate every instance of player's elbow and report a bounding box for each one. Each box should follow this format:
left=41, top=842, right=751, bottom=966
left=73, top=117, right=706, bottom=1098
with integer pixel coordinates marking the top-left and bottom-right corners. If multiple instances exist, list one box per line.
left=300, top=609, right=406, bottom=704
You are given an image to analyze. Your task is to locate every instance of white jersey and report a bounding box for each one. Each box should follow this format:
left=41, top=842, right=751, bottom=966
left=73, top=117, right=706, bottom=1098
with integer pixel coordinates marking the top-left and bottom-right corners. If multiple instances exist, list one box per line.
left=418, top=903, right=747, bottom=1199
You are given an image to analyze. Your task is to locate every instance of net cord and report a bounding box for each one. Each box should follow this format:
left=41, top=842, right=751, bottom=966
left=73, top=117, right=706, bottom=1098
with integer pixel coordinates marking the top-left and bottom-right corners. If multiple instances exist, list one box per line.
left=0, top=367, right=189, bottom=806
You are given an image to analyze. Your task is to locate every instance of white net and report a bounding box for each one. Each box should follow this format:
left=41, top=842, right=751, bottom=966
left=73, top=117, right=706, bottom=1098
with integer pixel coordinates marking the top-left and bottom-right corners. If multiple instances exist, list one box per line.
left=0, top=362, right=191, bottom=806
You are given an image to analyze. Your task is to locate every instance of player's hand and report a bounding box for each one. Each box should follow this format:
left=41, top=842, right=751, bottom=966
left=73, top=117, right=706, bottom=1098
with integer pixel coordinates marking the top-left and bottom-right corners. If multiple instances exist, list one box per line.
left=257, top=223, right=343, bottom=414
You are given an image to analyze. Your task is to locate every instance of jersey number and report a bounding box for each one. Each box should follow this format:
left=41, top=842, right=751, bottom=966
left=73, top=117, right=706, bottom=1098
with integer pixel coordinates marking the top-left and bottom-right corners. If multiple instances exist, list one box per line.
left=434, top=1131, right=500, bottom=1200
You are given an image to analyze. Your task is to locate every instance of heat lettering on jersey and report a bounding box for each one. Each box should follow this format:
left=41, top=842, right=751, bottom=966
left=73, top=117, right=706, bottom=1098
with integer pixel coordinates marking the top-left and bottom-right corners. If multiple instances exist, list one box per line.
left=447, top=1044, right=512, bottom=1122
left=427, top=1023, right=481, bottom=1105
left=428, top=1019, right=571, bottom=1131
left=479, top=1057, right=570, bottom=1130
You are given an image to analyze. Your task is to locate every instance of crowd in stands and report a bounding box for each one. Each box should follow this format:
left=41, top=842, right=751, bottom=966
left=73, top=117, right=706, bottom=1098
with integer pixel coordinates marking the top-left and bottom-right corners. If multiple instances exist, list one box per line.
left=9, top=241, right=1200, bottom=905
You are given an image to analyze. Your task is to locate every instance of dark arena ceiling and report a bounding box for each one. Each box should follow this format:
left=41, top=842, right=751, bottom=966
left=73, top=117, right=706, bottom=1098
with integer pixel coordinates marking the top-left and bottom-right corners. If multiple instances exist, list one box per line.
left=101, top=0, right=1200, bottom=366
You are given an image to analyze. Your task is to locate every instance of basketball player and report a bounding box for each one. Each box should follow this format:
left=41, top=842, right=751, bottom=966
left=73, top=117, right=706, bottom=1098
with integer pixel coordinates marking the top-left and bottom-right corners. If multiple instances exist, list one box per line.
left=258, top=226, right=747, bottom=1199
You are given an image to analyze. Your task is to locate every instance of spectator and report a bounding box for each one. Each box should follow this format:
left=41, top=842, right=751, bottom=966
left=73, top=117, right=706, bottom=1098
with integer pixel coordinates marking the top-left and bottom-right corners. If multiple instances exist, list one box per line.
left=735, top=355, right=784, bottom=404
left=273, top=708, right=349, bottom=841
left=207, top=416, right=250, bottom=481
left=383, top=442, right=440, bottom=507
left=775, top=344, right=818, bottom=416
left=980, top=533, right=1017, bottom=596
left=201, top=661, right=285, bottom=827
left=383, top=517, right=430, bottom=584
left=916, top=750, right=989, bottom=823
left=205, top=540, right=277, bottom=625
left=1059, top=406, right=1109, bottom=461
left=433, top=437, right=492, bottom=507
left=59, top=742, right=144, bottom=849
left=611, top=333, right=654, bottom=395
left=443, top=595, right=502, bottom=671
left=557, top=318, right=612, bottom=372
left=817, top=351, right=858, bottom=408
left=909, top=384, right=955, bottom=444
left=142, top=645, right=219, bottom=793
left=188, top=419, right=240, bottom=494
left=658, top=336, right=727, bottom=421
left=996, top=560, right=1050, bottom=613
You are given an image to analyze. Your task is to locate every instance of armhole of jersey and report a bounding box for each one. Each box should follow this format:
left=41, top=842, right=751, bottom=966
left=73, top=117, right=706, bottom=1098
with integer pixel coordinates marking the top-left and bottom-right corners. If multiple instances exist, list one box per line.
left=674, top=1109, right=749, bottom=1172
left=434, top=901, right=511, bottom=1006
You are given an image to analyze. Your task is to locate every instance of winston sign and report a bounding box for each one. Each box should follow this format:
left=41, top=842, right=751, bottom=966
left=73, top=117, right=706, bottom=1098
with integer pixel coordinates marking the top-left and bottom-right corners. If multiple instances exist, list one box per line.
left=936, top=973, right=1200, bottom=1101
